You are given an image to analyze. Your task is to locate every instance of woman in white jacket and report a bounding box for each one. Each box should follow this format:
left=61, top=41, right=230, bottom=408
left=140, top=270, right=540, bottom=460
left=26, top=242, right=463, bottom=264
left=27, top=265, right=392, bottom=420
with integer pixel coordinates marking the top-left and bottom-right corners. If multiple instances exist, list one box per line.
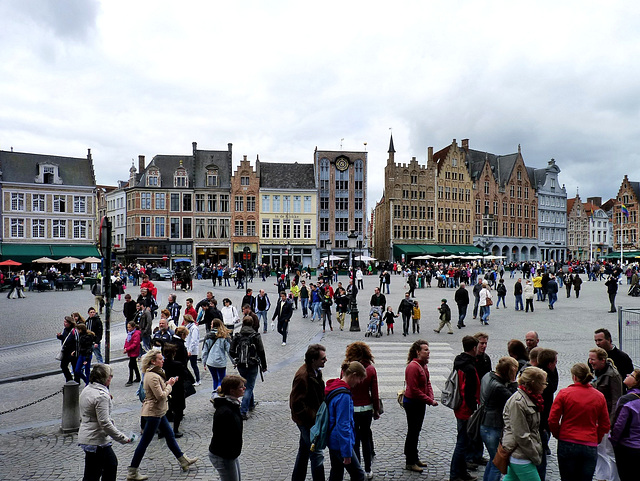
left=221, top=298, right=239, bottom=333
left=479, top=280, right=492, bottom=325
left=201, top=319, right=232, bottom=398
left=184, top=314, right=201, bottom=386
left=78, top=364, right=132, bottom=481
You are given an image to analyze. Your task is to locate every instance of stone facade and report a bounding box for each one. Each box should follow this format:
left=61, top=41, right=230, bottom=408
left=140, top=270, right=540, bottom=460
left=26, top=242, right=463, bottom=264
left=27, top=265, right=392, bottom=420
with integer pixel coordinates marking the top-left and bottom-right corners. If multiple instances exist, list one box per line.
left=612, top=175, right=640, bottom=251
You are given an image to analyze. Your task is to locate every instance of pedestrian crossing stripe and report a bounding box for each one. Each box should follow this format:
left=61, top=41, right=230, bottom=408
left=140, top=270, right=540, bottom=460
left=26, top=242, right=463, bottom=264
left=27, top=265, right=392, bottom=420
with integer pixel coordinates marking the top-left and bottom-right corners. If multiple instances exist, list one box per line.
left=363, top=341, right=455, bottom=396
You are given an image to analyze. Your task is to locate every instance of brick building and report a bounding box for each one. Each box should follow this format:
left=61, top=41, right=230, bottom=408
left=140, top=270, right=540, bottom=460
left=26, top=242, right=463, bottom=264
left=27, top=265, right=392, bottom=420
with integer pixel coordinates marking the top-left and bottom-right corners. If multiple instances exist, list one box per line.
left=230, top=156, right=260, bottom=266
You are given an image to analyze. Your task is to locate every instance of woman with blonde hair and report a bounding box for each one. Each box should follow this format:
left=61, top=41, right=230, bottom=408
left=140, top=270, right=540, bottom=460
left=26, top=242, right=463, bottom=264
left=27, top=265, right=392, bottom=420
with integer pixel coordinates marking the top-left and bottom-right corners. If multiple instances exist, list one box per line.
left=325, top=361, right=368, bottom=481
left=344, top=342, right=380, bottom=479
left=126, top=349, right=198, bottom=480
left=501, top=366, right=547, bottom=481
left=202, top=319, right=232, bottom=397
left=548, top=363, right=610, bottom=481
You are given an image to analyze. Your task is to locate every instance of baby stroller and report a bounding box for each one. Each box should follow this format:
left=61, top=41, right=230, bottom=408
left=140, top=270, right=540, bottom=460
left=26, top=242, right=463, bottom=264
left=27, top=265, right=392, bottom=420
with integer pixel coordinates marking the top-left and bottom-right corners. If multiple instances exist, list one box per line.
left=365, top=307, right=384, bottom=338
left=629, top=284, right=640, bottom=297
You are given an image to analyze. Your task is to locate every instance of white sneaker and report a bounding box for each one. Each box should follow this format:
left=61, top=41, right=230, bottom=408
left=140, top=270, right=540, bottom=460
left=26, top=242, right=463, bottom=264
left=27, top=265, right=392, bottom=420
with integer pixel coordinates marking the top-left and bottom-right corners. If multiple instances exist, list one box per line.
left=282, top=342, right=286, bottom=346
left=194, top=381, right=201, bottom=386
left=365, top=471, right=373, bottom=479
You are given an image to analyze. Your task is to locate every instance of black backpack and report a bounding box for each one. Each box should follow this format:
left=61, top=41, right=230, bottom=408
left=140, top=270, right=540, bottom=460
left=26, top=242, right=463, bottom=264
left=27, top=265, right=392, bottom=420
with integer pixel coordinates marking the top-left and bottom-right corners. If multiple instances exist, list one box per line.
left=234, top=333, right=259, bottom=368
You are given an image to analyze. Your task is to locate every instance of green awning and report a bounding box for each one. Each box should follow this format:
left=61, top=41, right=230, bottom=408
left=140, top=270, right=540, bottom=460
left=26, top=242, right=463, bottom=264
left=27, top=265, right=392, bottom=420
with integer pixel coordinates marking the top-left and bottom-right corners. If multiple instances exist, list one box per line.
left=0, top=244, right=53, bottom=263
left=0, top=243, right=100, bottom=263
left=393, top=244, right=482, bottom=258
left=50, top=244, right=101, bottom=258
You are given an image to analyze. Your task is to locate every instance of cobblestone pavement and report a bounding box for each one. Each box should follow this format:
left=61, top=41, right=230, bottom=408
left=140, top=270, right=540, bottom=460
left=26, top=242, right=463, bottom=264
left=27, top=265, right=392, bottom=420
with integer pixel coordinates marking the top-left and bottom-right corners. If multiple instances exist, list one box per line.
left=1, top=271, right=639, bottom=480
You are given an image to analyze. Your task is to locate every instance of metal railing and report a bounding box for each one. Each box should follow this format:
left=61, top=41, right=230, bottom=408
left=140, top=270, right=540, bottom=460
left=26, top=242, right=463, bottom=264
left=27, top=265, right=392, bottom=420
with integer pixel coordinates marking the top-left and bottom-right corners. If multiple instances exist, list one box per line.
left=619, top=307, right=640, bottom=367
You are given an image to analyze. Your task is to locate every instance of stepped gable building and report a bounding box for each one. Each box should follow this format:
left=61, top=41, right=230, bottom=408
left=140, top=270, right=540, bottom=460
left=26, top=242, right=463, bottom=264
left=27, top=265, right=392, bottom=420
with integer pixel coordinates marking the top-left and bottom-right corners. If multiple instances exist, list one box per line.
left=527, top=159, right=567, bottom=262
left=125, top=142, right=233, bottom=266
left=0, top=148, right=100, bottom=262
left=432, top=139, right=473, bottom=248
left=374, top=135, right=436, bottom=262
left=567, top=194, right=589, bottom=260
left=231, top=155, right=260, bottom=266
left=612, top=175, right=640, bottom=253
left=466, top=141, right=538, bottom=262
left=259, top=161, right=317, bottom=268
left=314, top=147, right=367, bottom=262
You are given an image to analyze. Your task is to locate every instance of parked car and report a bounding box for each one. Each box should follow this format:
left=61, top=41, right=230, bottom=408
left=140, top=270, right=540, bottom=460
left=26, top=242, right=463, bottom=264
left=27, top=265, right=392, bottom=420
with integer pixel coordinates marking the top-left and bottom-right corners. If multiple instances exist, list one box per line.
left=150, top=267, right=172, bottom=281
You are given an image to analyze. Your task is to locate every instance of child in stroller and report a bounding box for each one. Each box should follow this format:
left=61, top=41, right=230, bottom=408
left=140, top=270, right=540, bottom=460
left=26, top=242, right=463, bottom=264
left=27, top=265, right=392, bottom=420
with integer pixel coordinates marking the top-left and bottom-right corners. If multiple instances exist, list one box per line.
left=365, top=306, right=384, bottom=338
left=629, top=283, right=640, bottom=297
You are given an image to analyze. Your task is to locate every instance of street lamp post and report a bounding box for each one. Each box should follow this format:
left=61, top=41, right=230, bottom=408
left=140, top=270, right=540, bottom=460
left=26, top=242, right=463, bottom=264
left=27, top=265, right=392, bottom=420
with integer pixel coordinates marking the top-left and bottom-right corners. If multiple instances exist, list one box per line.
left=347, top=230, right=360, bottom=331
left=325, top=239, right=332, bottom=267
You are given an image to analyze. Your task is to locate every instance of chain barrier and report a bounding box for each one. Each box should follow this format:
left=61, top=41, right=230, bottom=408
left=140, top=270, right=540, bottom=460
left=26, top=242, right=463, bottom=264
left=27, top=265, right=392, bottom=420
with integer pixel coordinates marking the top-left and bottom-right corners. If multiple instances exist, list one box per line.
left=0, top=387, right=63, bottom=416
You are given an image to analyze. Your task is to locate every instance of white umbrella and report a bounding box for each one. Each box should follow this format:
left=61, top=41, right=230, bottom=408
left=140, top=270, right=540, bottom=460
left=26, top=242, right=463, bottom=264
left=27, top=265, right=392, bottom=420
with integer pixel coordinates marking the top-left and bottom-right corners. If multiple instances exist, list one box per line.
left=412, top=255, right=434, bottom=260
left=33, top=256, right=56, bottom=263
left=57, top=256, right=82, bottom=264
left=321, top=255, right=345, bottom=261
left=81, top=256, right=102, bottom=263
left=354, top=255, right=376, bottom=261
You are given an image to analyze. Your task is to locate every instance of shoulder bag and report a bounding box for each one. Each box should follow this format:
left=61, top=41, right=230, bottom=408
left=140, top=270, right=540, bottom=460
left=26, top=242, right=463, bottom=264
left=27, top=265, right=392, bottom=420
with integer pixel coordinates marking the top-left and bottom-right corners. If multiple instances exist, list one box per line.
left=492, top=443, right=511, bottom=475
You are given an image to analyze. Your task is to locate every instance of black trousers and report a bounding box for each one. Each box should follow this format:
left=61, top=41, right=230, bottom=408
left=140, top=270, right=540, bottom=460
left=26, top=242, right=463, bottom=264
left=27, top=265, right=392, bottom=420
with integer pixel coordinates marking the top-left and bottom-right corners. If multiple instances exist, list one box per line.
left=83, top=445, right=118, bottom=481
left=403, top=398, right=426, bottom=465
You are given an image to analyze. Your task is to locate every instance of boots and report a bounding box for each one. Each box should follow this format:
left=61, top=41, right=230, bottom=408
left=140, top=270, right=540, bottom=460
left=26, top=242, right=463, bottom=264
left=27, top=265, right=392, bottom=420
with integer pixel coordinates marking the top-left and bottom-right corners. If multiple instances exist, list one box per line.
left=178, top=454, right=198, bottom=471
left=126, top=467, right=148, bottom=480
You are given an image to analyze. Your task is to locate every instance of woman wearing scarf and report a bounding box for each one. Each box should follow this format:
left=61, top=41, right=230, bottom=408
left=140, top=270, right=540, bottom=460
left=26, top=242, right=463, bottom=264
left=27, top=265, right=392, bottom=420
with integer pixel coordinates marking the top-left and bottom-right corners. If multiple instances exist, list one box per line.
left=548, top=363, right=610, bottom=481
left=501, top=366, right=547, bottom=481
left=126, top=349, right=198, bottom=480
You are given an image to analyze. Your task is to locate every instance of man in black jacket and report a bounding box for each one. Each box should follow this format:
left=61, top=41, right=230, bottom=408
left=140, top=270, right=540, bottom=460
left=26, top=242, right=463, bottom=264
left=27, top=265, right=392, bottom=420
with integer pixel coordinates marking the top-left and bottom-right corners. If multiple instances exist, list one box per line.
left=605, top=275, right=618, bottom=312
left=86, top=307, right=104, bottom=363
left=472, top=278, right=483, bottom=319
left=272, top=291, right=293, bottom=345
left=290, top=344, right=327, bottom=481
left=398, top=292, right=415, bottom=337
left=369, top=287, right=386, bottom=311
left=594, top=328, right=635, bottom=379
left=230, top=317, right=267, bottom=420
left=455, top=283, right=470, bottom=328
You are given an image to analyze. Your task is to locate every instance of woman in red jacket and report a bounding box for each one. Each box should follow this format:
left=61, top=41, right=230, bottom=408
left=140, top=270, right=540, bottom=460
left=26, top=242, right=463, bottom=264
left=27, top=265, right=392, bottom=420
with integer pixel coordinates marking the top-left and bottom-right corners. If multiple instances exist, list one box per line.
left=402, top=339, right=438, bottom=473
left=123, top=321, right=141, bottom=386
left=548, top=362, right=610, bottom=481
left=344, top=342, right=380, bottom=480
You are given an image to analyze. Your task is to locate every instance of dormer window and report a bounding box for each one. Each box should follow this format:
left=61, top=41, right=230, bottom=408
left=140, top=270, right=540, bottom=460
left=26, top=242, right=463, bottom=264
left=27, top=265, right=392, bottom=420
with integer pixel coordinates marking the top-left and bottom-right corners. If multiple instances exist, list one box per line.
left=36, top=163, right=61, bottom=184
left=147, top=169, right=160, bottom=187
left=174, top=168, right=188, bottom=188
left=207, top=169, right=218, bottom=187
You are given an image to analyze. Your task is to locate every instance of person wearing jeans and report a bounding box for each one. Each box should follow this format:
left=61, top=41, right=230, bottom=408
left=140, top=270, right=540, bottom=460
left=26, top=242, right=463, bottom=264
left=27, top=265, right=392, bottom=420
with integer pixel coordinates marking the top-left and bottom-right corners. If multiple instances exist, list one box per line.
left=255, top=289, right=271, bottom=333
left=229, top=318, right=267, bottom=419
left=184, top=315, right=200, bottom=385
left=128, top=350, right=198, bottom=480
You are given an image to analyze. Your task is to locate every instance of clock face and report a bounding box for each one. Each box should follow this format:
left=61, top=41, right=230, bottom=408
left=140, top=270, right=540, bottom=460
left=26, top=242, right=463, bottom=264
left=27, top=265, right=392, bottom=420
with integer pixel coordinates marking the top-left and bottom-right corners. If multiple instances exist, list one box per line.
left=336, top=158, right=349, bottom=171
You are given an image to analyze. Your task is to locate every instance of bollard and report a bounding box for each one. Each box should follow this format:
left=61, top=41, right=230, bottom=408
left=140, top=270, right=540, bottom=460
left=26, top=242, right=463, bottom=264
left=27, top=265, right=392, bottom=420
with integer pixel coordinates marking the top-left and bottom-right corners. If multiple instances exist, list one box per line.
left=61, top=381, right=81, bottom=433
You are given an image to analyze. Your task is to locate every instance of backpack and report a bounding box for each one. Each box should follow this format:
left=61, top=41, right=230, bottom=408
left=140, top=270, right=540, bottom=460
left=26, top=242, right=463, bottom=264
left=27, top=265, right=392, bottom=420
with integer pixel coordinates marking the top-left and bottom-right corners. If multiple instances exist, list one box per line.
left=310, top=387, right=350, bottom=452
left=441, top=367, right=462, bottom=410
left=136, top=374, right=146, bottom=403
left=234, top=333, right=259, bottom=368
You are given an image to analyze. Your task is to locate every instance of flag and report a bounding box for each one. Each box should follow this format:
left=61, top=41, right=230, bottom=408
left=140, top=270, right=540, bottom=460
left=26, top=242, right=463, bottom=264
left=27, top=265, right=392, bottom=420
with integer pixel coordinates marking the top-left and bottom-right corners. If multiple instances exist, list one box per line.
left=621, top=204, right=629, bottom=218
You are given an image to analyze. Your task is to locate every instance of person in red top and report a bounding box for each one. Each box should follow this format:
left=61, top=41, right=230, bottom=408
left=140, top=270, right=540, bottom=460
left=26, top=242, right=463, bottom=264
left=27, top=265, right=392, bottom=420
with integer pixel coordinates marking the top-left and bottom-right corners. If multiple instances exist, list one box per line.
left=548, top=362, right=610, bottom=481
left=123, top=321, right=141, bottom=387
left=183, top=298, right=197, bottom=325
left=140, top=275, right=157, bottom=299
left=345, top=342, right=380, bottom=479
left=402, top=339, right=438, bottom=473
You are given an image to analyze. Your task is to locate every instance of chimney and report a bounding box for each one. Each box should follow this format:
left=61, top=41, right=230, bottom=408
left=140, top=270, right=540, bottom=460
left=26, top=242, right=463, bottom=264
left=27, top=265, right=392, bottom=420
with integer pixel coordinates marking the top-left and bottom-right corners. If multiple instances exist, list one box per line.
left=461, top=139, right=469, bottom=150
left=587, top=197, right=602, bottom=207
left=138, top=155, right=145, bottom=173
left=87, top=148, right=92, bottom=160
left=192, top=142, right=197, bottom=157
left=243, top=155, right=247, bottom=162
left=428, top=146, right=433, bottom=163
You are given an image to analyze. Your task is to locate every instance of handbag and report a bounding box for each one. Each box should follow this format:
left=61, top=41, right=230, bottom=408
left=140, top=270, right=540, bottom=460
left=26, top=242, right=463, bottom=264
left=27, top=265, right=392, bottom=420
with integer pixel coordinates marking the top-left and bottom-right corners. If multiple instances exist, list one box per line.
left=466, top=404, right=485, bottom=443
left=56, top=330, right=73, bottom=361
left=492, top=443, right=511, bottom=475
left=184, top=380, right=196, bottom=398
left=397, top=389, right=405, bottom=409
left=485, top=297, right=493, bottom=306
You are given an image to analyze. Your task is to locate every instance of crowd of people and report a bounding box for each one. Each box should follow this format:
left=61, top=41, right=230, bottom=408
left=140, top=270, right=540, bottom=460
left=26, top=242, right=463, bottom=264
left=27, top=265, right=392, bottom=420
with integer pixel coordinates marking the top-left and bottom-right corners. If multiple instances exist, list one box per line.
left=49, top=258, right=640, bottom=481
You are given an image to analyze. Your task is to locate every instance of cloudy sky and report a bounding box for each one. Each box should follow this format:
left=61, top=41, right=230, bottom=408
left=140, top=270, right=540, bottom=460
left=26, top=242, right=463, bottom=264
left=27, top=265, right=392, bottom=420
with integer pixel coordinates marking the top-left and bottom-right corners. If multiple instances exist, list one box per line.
left=1, top=0, right=639, bottom=211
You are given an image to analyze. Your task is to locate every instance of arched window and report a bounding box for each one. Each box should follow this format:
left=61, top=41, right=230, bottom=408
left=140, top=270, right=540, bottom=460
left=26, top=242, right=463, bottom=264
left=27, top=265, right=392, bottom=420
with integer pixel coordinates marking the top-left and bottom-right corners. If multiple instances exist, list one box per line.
left=174, top=168, right=188, bottom=187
